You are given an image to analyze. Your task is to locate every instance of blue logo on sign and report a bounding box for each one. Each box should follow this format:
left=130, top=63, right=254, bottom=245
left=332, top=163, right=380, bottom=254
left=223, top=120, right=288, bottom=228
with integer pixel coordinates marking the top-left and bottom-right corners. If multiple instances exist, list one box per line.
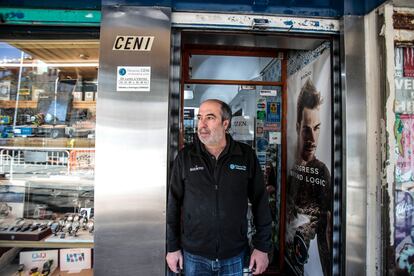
left=119, top=68, right=126, bottom=76
left=229, top=164, right=246, bottom=171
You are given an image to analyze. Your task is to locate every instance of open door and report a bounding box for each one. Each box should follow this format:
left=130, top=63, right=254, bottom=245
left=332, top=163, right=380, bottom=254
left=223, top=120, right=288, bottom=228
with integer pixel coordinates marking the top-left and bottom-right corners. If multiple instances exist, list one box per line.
left=179, top=42, right=287, bottom=274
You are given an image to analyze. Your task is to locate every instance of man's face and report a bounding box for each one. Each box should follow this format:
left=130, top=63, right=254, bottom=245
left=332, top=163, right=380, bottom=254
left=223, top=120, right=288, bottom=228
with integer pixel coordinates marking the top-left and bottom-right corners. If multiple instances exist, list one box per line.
left=197, top=101, right=229, bottom=147
left=297, top=107, right=321, bottom=162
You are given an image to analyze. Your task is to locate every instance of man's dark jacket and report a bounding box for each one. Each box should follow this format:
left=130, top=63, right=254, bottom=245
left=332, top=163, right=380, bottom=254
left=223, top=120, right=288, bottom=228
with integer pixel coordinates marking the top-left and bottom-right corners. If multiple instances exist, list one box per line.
left=167, top=135, right=272, bottom=260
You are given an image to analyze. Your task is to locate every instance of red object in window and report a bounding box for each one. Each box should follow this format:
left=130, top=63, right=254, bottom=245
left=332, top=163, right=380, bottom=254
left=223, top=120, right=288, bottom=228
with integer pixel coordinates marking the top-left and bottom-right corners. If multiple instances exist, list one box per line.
left=404, top=47, right=414, bottom=77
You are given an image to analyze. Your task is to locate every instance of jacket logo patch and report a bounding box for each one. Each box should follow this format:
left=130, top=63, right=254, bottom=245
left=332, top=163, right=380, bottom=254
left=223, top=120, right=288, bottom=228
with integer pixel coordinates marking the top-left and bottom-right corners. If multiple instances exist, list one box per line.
left=229, top=164, right=247, bottom=171
left=190, top=165, right=204, bottom=172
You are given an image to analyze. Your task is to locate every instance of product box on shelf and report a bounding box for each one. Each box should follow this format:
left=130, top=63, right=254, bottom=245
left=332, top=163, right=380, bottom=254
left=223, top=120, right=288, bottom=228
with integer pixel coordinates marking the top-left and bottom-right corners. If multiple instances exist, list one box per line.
left=59, top=269, right=93, bottom=276
left=73, top=91, right=83, bottom=101
left=84, top=92, right=94, bottom=102
left=19, top=249, right=58, bottom=275
left=0, top=227, right=51, bottom=241
left=60, top=248, right=92, bottom=273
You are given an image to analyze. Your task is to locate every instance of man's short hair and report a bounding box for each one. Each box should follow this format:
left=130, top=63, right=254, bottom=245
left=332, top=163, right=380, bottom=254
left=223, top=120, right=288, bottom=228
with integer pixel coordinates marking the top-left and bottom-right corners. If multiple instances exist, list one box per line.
left=202, top=99, right=232, bottom=129
left=296, top=79, right=323, bottom=125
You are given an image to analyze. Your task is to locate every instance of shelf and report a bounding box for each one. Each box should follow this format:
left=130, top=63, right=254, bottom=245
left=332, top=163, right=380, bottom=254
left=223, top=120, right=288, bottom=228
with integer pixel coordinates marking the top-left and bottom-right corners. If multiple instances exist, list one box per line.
left=0, top=100, right=37, bottom=109
left=0, top=100, right=96, bottom=110
left=0, top=229, right=94, bottom=248
left=0, top=240, right=94, bottom=248
left=73, top=101, right=96, bottom=109
left=1, top=265, right=93, bottom=276
left=0, top=137, right=95, bottom=148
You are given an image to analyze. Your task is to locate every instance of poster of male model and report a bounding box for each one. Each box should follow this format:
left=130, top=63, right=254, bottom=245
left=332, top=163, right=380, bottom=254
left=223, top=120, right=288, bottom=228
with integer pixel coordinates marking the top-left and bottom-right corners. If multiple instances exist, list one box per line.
left=285, top=48, right=332, bottom=276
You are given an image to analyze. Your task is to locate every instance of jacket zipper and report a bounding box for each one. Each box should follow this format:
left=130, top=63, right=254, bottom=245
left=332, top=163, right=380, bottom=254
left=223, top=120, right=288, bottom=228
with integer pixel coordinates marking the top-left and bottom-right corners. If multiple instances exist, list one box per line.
left=214, top=161, right=219, bottom=258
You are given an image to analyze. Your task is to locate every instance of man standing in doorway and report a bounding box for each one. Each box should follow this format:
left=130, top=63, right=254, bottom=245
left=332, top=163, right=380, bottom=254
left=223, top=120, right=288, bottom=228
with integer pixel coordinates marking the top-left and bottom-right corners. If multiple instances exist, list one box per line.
left=286, top=79, right=332, bottom=276
left=166, top=99, right=272, bottom=275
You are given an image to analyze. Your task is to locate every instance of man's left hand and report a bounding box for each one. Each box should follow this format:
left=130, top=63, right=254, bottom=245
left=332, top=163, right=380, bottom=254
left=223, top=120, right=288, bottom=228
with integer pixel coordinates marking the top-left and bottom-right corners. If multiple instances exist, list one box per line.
left=249, top=249, right=269, bottom=275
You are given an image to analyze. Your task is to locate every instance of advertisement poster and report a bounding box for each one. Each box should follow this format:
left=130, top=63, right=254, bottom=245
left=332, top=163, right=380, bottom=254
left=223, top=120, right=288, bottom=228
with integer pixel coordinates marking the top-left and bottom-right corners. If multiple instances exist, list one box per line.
left=395, top=189, right=414, bottom=275
left=285, top=48, right=332, bottom=276
left=395, top=114, right=414, bottom=184
left=395, top=77, right=414, bottom=114
left=404, top=47, right=414, bottom=78
left=396, top=48, right=404, bottom=78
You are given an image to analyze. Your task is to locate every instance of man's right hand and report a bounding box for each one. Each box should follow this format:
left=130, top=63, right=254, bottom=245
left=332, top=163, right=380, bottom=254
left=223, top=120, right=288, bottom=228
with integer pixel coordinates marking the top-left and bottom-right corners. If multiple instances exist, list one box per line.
left=166, top=250, right=183, bottom=273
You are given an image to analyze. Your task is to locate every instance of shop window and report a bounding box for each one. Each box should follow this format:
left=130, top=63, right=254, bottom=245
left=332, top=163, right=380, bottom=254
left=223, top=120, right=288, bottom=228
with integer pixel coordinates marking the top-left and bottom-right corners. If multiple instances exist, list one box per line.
left=0, top=39, right=98, bottom=275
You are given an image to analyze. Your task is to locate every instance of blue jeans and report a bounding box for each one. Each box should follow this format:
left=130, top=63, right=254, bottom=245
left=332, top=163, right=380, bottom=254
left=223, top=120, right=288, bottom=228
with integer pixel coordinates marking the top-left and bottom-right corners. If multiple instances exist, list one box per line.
left=183, top=250, right=244, bottom=276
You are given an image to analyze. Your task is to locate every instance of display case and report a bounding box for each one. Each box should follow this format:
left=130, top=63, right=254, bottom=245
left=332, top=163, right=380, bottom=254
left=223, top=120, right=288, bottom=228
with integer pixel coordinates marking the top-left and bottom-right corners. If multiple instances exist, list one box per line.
left=0, top=38, right=98, bottom=275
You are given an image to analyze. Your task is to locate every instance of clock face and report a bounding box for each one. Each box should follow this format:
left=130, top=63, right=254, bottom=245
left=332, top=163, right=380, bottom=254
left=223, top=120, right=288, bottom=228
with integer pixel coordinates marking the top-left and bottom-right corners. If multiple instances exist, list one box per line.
left=0, top=87, right=8, bottom=96
left=0, top=84, right=9, bottom=99
left=51, top=129, right=59, bottom=139
left=293, top=232, right=308, bottom=265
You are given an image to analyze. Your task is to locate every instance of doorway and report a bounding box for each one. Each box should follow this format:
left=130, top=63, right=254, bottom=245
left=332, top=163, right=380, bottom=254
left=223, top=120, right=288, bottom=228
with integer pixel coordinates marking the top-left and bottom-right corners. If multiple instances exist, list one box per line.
left=170, top=30, right=337, bottom=275
left=179, top=36, right=287, bottom=274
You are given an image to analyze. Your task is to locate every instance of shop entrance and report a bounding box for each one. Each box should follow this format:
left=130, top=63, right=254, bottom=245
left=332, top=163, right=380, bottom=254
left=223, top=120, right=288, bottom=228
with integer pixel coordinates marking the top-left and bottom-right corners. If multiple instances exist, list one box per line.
left=170, top=30, right=336, bottom=275
left=180, top=42, right=287, bottom=273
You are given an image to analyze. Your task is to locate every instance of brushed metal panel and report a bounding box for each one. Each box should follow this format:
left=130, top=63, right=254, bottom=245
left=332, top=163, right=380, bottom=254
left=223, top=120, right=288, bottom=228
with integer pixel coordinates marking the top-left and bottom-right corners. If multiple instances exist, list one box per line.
left=168, top=30, right=181, bottom=169
left=342, top=16, right=367, bottom=275
left=95, top=6, right=171, bottom=275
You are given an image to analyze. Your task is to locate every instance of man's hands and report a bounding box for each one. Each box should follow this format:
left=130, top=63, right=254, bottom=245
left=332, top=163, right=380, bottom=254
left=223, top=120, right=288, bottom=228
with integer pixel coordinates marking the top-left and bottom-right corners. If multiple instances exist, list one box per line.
left=166, top=250, right=183, bottom=273
left=167, top=249, right=268, bottom=274
left=249, top=249, right=269, bottom=275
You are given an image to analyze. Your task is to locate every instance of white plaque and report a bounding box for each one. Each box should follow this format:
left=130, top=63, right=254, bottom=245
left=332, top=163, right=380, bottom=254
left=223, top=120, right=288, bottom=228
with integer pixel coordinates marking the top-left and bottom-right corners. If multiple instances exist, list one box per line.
left=260, top=90, right=277, bottom=97
left=117, top=66, right=151, bottom=92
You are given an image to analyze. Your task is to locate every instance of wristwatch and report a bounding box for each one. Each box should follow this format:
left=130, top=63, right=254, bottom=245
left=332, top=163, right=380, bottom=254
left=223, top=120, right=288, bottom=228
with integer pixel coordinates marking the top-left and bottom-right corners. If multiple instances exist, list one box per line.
left=86, top=220, right=94, bottom=233
left=41, top=259, right=53, bottom=276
